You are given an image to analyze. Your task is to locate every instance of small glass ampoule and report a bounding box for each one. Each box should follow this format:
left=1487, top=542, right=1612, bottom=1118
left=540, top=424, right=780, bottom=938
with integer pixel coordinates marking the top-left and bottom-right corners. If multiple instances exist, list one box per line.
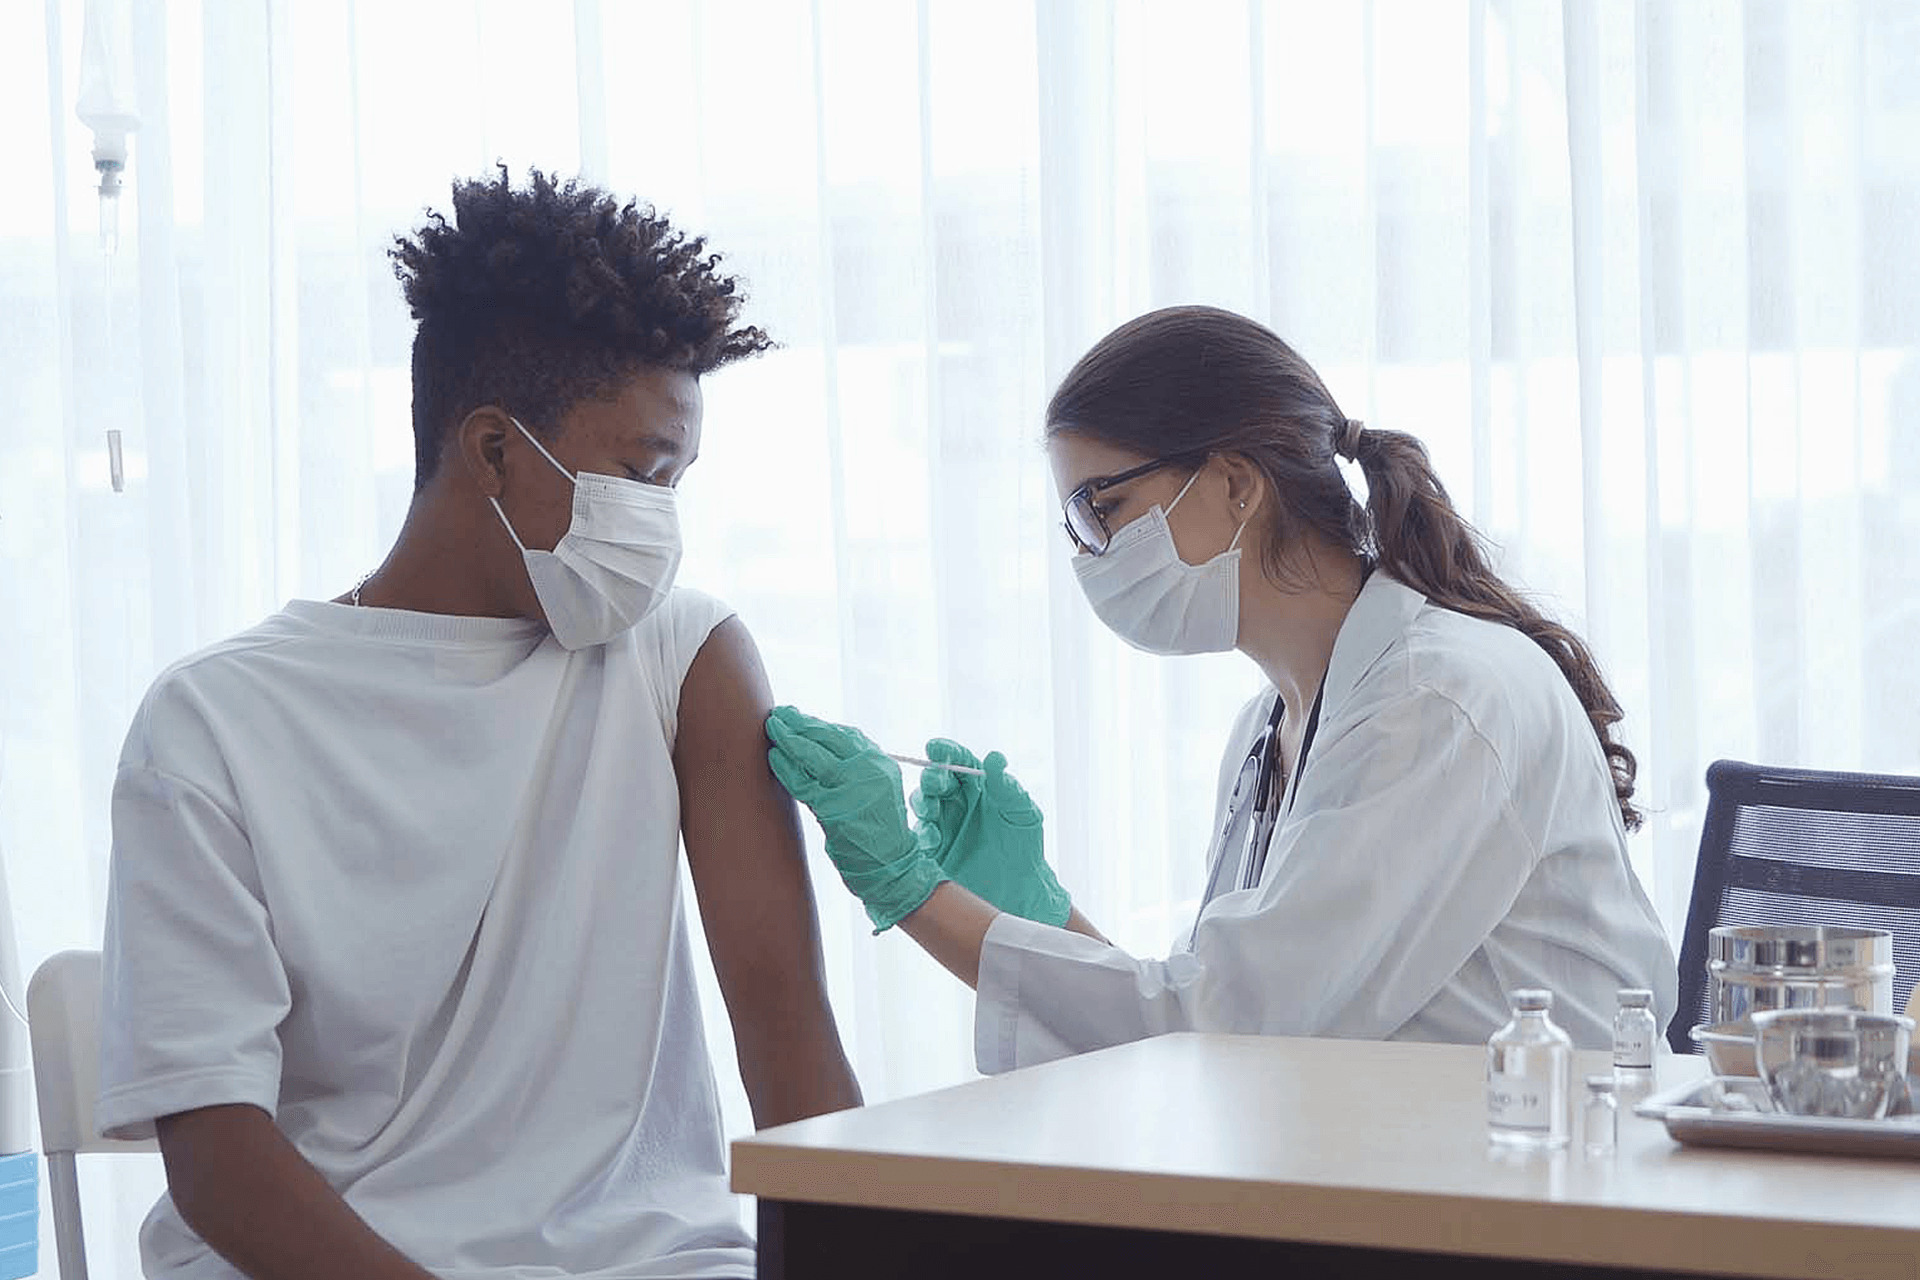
left=1583, top=1075, right=1618, bottom=1157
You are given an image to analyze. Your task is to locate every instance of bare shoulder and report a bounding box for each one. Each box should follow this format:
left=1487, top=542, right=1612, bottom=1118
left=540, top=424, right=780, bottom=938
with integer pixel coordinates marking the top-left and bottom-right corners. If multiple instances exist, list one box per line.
left=675, top=615, right=773, bottom=740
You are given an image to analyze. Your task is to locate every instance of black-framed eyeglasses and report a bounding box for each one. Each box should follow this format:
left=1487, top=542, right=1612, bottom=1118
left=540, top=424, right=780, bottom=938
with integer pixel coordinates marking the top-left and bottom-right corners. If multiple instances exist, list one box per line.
left=1060, top=450, right=1210, bottom=556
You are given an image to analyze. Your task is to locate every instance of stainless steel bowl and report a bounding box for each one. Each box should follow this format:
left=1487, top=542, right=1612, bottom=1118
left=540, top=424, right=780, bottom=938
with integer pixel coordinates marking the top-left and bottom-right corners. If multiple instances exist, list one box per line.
left=1688, top=1019, right=1758, bottom=1077
left=1694, top=1014, right=1920, bottom=1081
left=1707, top=925, right=1895, bottom=1026
left=1752, top=1009, right=1915, bottom=1120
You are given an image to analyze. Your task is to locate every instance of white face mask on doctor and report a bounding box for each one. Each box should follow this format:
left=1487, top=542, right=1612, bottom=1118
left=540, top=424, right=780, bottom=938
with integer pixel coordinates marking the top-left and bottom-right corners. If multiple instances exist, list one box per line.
left=1071, top=466, right=1247, bottom=656
left=488, top=416, right=683, bottom=649
left=1067, top=466, right=1244, bottom=656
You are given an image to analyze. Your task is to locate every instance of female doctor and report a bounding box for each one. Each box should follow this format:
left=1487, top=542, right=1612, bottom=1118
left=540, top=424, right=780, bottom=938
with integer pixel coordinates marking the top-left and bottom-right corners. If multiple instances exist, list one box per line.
left=767, top=305, right=1677, bottom=1072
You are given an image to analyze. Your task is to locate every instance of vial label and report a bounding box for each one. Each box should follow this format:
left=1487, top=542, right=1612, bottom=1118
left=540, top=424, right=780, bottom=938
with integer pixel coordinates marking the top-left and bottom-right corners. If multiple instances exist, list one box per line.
left=1613, top=1025, right=1653, bottom=1070
left=1488, top=1072, right=1551, bottom=1130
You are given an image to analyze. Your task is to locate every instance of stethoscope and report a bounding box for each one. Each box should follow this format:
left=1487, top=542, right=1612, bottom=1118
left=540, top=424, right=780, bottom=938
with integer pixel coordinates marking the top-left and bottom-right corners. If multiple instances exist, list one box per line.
left=1181, top=679, right=1325, bottom=951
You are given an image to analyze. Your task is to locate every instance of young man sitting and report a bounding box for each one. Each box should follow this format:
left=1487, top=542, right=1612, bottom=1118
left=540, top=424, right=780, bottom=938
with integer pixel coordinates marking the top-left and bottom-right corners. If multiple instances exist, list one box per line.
left=97, top=167, right=861, bottom=1280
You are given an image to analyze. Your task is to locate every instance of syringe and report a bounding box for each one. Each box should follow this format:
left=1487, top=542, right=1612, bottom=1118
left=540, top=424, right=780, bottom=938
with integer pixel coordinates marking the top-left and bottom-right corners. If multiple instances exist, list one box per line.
left=884, top=752, right=985, bottom=778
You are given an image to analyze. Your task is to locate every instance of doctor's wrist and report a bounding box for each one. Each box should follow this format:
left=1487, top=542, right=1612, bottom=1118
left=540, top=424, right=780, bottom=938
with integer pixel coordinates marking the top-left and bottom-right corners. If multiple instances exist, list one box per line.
left=860, top=849, right=949, bottom=934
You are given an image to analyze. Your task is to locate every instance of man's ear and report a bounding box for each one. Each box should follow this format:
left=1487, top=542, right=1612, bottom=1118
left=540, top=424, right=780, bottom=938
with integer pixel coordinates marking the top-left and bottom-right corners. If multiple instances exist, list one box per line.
left=456, top=407, right=514, bottom=498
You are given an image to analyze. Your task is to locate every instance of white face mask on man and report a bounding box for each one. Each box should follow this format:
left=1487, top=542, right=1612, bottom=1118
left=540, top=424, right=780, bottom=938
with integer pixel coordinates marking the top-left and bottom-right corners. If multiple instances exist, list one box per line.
left=1071, top=466, right=1246, bottom=656
left=489, top=416, right=683, bottom=649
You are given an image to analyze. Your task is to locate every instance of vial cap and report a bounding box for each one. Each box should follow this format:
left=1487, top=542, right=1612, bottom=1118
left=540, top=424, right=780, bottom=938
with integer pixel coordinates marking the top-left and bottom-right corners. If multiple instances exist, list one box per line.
left=1585, top=1075, right=1616, bottom=1094
left=1617, top=988, right=1654, bottom=1007
left=1510, top=988, right=1554, bottom=1012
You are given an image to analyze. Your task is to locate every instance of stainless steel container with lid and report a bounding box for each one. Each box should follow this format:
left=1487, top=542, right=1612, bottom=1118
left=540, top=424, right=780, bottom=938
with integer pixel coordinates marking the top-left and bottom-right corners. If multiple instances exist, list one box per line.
left=1707, top=925, right=1895, bottom=1025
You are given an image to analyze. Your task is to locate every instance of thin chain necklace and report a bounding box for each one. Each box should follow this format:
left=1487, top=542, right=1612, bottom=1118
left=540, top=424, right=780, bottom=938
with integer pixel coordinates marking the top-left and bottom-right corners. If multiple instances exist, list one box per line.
left=349, top=572, right=373, bottom=606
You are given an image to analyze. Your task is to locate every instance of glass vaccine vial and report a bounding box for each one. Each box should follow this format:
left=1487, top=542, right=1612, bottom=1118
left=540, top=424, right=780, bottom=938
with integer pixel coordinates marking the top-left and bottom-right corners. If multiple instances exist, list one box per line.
left=1612, top=987, right=1658, bottom=1098
left=1487, top=989, right=1573, bottom=1149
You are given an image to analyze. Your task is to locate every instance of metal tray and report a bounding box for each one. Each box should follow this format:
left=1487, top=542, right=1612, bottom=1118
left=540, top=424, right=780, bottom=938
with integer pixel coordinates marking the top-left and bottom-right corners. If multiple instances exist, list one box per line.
left=1635, top=1076, right=1920, bottom=1160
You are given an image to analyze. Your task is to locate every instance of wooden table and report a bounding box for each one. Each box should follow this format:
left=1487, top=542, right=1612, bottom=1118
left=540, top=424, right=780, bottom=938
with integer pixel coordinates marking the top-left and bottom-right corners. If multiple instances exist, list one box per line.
left=732, top=1033, right=1920, bottom=1279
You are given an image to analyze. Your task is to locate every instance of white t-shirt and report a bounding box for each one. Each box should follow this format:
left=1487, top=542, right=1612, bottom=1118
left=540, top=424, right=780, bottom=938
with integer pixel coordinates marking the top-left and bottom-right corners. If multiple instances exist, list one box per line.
left=98, top=589, right=754, bottom=1280
left=975, top=572, right=1678, bottom=1072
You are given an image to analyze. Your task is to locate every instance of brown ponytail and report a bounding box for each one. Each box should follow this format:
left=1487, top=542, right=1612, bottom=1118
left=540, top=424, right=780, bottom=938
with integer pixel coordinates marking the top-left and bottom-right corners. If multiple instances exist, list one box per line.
left=1349, top=426, right=1640, bottom=831
left=1047, top=305, right=1642, bottom=832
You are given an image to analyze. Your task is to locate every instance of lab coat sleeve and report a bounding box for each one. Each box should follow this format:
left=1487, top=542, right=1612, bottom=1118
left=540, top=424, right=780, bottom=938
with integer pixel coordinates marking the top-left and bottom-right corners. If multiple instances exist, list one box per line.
left=974, top=687, right=1535, bottom=1074
left=97, top=761, right=292, bottom=1140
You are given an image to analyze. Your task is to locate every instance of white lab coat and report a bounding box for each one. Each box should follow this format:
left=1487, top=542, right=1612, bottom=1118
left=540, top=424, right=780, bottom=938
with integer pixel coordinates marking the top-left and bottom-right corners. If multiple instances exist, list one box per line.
left=974, top=572, right=1677, bottom=1072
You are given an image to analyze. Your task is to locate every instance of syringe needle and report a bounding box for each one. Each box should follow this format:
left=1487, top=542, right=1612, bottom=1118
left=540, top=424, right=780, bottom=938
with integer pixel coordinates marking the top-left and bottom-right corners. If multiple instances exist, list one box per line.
left=885, top=751, right=985, bottom=777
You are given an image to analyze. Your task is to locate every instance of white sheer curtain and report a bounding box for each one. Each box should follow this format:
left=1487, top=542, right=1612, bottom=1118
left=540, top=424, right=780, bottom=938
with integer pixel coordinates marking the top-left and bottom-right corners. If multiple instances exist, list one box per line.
left=6, top=0, right=1919, bottom=1274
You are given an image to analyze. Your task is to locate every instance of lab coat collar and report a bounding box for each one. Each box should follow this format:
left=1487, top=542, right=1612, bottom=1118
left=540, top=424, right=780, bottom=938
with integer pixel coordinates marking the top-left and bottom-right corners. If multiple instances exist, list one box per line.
left=1319, top=569, right=1427, bottom=725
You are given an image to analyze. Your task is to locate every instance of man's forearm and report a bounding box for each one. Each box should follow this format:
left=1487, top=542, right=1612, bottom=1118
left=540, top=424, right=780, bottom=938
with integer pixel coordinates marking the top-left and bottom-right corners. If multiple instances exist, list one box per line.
left=158, top=1105, right=436, bottom=1280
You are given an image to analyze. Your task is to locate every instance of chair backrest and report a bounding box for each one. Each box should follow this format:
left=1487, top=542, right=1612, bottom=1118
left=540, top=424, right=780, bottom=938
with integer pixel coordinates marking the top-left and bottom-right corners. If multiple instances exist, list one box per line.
left=28, top=950, right=156, bottom=1280
left=27, top=950, right=154, bottom=1157
left=1668, top=759, right=1920, bottom=1052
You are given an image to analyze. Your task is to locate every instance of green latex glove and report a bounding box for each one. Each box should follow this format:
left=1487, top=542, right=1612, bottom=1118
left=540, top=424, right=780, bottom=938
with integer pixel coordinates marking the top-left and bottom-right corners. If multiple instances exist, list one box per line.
left=908, top=739, right=1072, bottom=927
left=766, top=705, right=947, bottom=933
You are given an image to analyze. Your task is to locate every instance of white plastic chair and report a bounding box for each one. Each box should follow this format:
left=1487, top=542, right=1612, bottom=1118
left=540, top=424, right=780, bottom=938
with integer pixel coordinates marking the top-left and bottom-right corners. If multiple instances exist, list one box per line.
left=27, top=950, right=157, bottom=1280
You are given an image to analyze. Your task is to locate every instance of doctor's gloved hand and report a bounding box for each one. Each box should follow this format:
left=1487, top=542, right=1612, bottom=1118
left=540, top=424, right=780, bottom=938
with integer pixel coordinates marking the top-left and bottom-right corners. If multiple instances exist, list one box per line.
left=909, top=740, right=1072, bottom=928
left=765, top=706, right=948, bottom=933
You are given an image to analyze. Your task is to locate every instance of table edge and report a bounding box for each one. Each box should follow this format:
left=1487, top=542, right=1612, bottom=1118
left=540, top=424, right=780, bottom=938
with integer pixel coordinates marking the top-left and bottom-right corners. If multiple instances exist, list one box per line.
left=731, top=1142, right=1920, bottom=1280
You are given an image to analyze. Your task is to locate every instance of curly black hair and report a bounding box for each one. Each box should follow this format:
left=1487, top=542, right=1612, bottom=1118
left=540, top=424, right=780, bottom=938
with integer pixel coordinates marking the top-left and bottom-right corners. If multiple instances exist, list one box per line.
left=390, top=166, right=774, bottom=488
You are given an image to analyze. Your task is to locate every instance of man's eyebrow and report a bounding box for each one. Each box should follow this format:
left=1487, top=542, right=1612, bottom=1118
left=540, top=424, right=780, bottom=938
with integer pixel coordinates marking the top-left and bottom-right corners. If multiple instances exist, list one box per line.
left=634, top=434, right=686, bottom=455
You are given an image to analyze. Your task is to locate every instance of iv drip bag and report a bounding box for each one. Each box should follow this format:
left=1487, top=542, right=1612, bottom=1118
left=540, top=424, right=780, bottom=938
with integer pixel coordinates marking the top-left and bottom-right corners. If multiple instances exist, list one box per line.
left=76, top=0, right=140, bottom=254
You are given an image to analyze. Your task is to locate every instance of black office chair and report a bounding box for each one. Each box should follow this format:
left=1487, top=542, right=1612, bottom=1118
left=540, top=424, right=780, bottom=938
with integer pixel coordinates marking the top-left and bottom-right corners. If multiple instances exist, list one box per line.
left=1668, top=759, right=1920, bottom=1053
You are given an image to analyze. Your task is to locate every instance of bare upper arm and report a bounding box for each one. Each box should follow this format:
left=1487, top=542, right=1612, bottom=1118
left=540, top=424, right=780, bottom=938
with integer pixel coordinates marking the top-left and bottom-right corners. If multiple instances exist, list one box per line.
left=673, top=617, right=832, bottom=1006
